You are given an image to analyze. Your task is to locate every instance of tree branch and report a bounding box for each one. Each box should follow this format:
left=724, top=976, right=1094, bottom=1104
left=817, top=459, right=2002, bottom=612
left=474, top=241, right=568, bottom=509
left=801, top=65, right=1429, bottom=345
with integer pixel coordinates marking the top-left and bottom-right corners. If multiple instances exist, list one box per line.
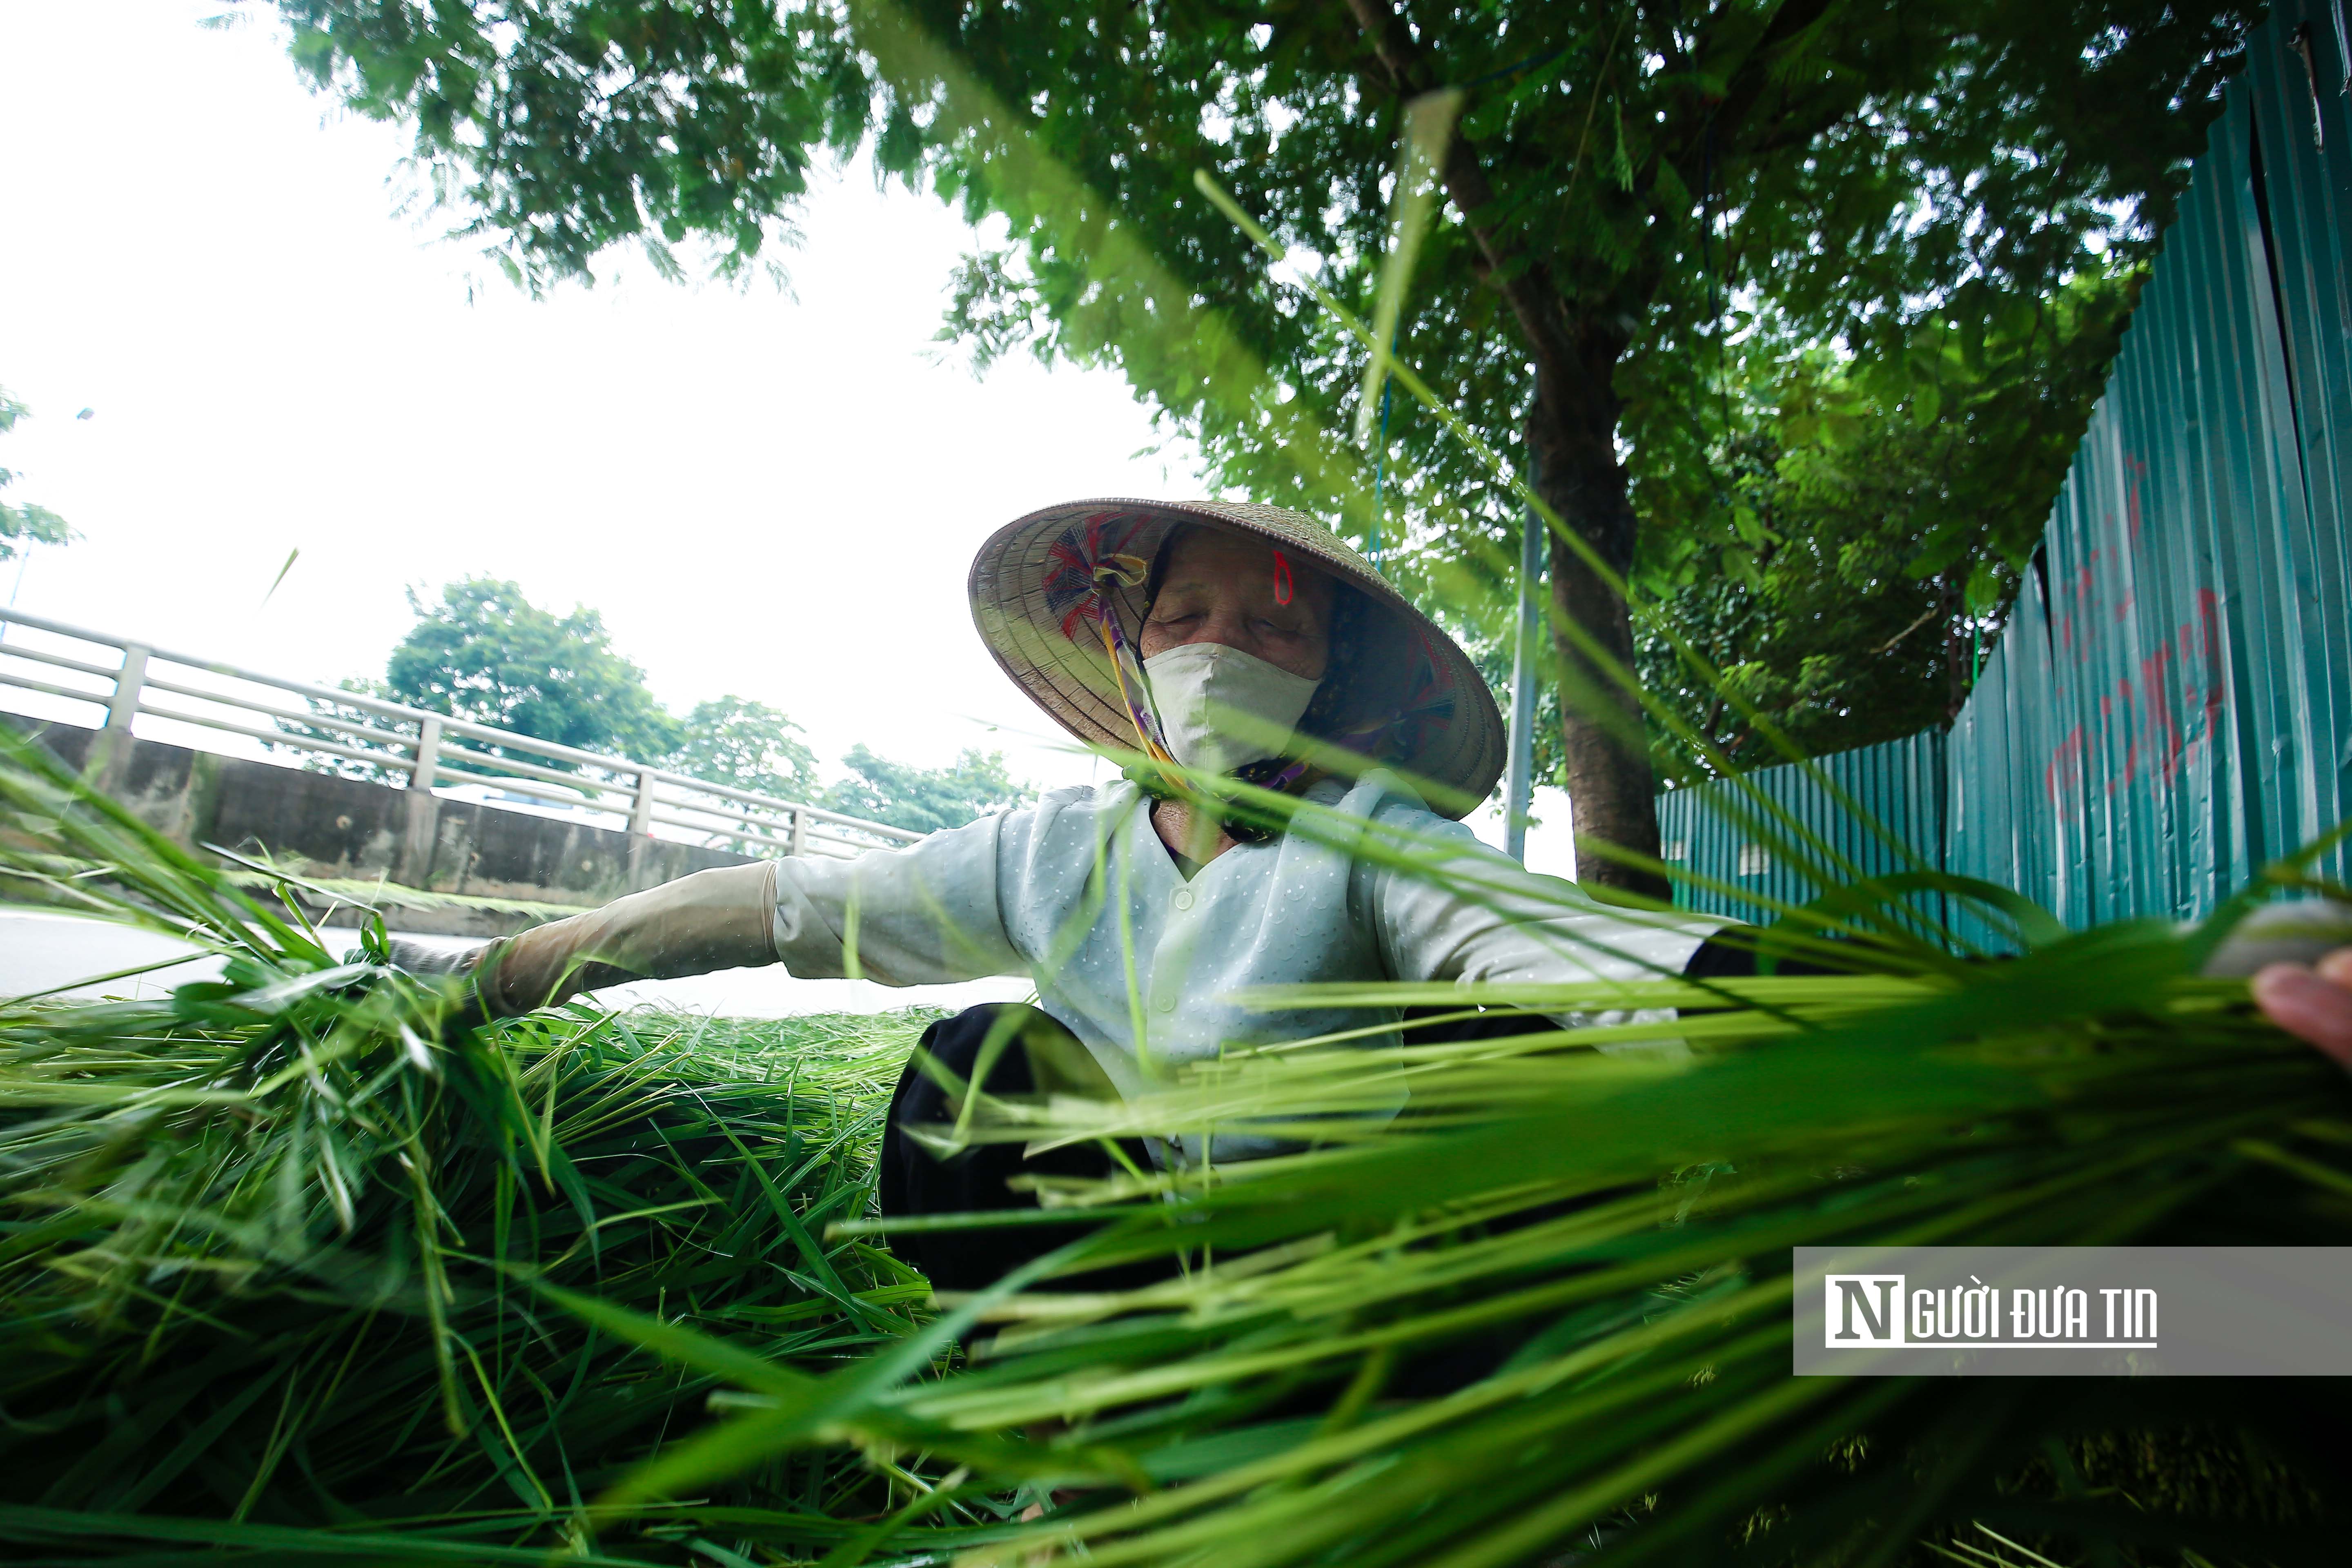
left=1339, top=0, right=1595, bottom=418
left=1655, top=0, right=1844, bottom=195
left=1875, top=599, right=1942, bottom=655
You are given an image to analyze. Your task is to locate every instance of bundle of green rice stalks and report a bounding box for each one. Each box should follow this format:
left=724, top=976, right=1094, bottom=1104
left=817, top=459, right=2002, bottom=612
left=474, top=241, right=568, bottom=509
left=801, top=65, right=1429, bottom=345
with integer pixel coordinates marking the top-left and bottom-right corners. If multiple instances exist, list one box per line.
left=858, top=962, right=2352, bottom=1568
left=544, top=786, right=2352, bottom=1567
left=0, top=726, right=976, bottom=1564
left=9, top=713, right=2352, bottom=1568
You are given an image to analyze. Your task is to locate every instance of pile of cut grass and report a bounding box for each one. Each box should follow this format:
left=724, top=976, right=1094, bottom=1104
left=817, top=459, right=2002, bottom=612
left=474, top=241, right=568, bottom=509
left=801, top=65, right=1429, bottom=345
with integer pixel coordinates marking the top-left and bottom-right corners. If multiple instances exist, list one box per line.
left=0, top=989, right=963, bottom=1561
left=549, top=774, right=2352, bottom=1568
left=0, top=725, right=1017, bottom=1563
left=8, top=719, right=2352, bottom=1567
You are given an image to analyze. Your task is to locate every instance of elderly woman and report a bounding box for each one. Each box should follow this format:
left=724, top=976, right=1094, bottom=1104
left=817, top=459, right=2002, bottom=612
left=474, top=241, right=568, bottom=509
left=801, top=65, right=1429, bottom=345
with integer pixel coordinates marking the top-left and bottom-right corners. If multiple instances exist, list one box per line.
left=422, top=499, right=1728, bottom=1288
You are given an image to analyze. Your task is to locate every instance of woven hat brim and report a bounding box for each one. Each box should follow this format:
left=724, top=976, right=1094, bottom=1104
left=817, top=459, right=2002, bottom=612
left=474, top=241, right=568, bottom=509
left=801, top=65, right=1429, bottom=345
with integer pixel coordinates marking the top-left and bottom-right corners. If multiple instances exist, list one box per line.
left=969, top=498, right=1506, bottom=817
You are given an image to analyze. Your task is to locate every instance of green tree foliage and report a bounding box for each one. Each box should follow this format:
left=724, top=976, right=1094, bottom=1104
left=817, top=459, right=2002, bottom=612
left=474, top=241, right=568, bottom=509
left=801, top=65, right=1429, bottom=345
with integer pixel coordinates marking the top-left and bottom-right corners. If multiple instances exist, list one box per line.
left=308, top=583, right=1022, bottom=833
left=249, top=0, right=2248, bottom=894
left=385, top=578, right=681, bottom=766
left=273, top=1, right=868, bottom=290
left=0, top=387, right=74, bottom=564
left=911, top=0, right=2245, bottom=891
left=1633, top=273, right=2145, bottom=775
left=823, top=742, right=1029, bottom=833
left=1463, top=269, right=2143, bottom=787
left=666, top=695, right=821, bottom=800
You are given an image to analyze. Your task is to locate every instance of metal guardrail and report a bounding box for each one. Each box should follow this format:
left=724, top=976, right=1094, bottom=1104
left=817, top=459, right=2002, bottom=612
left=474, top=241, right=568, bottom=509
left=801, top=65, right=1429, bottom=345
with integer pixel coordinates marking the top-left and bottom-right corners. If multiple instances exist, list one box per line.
left=0, top=606, right=925, bottom=861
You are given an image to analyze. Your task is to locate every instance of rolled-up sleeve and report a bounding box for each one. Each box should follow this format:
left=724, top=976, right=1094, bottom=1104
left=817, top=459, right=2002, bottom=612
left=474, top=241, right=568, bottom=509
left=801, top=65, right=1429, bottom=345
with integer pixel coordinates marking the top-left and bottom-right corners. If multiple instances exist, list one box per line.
left=769, top=813, right=1027, bottom=985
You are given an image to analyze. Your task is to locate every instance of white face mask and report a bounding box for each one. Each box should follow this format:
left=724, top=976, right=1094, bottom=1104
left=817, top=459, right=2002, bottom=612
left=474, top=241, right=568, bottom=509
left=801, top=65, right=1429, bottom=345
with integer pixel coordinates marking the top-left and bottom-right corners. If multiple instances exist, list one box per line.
left=1143, top=643, right=1321, bottom=777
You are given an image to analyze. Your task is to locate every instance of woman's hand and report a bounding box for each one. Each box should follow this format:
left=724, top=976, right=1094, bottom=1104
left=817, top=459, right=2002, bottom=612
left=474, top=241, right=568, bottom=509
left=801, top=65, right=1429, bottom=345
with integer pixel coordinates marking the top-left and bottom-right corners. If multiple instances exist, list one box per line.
left=381, top=930, right=584, bottom=1019
left=2194, top=902, right=2352, bottom=1068
left=2254, top=950, right=2352, bottom=1068
left=382, top=862, right=781, bottom=1021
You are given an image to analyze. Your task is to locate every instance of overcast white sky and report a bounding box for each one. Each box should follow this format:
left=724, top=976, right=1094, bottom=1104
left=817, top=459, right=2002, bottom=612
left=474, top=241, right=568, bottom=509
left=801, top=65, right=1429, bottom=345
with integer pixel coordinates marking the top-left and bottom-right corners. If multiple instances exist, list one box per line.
left=0, top=0, right=1573, bottom=869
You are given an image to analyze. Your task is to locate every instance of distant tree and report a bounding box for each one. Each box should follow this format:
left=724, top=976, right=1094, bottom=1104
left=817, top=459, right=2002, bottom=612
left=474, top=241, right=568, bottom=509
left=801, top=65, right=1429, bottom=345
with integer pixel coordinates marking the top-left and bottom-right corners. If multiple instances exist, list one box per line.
left=0, top=388, right=74, bottom=565
left=278, top=630, right=828, bottom=822
left=823, top=745, right=1029, bottom=835
left=667, top=697, right=820, bottom=801
left=384, top=579, right=680, bottom=768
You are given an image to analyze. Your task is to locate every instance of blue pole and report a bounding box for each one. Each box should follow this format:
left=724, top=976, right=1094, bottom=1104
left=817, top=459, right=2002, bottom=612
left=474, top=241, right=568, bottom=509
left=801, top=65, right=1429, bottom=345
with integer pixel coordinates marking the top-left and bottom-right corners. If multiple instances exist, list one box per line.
left=1503, top=466, right=1543, bottom=863
left=1368, top=335, right=1397, bottom=572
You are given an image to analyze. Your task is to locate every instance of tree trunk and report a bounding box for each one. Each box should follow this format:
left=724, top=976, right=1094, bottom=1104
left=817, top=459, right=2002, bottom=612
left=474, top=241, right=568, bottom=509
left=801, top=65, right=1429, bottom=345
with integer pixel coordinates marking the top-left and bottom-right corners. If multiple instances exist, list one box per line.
left=1526, top=373, right=1666, bottom=902
left=1330, top=0, right=1669, bottom=898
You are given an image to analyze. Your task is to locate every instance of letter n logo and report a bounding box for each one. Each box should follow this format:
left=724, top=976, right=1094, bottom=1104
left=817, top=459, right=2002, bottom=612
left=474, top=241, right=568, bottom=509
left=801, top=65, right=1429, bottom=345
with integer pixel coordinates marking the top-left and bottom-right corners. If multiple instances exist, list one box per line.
left=1825, top=1274, right=1905, bottom=1346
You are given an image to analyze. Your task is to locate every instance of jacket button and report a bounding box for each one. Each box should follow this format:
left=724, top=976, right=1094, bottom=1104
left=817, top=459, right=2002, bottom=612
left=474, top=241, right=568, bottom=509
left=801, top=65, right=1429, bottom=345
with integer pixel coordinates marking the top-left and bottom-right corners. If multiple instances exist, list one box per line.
left=1172, top=886, right=1196, bottom=911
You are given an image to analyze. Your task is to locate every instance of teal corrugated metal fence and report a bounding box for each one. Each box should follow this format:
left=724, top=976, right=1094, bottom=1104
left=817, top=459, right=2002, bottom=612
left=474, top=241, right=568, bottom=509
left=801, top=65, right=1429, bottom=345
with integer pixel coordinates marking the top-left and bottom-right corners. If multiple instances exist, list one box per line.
left=1660, top=1, right=2352, bottom=939
left=1657, top=730, right=1947, bottom=926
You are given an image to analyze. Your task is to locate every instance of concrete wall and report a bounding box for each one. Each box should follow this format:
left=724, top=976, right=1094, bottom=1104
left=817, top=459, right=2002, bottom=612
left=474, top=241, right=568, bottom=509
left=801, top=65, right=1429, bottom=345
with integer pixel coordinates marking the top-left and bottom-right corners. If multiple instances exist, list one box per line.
left=23, top=720, right=751, bottom=935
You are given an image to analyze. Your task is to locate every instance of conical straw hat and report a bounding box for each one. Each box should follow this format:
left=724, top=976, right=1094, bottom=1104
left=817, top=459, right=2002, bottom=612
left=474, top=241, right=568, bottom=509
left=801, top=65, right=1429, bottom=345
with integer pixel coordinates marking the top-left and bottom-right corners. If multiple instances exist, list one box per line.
left=969, top=498, right=1506, bottom=817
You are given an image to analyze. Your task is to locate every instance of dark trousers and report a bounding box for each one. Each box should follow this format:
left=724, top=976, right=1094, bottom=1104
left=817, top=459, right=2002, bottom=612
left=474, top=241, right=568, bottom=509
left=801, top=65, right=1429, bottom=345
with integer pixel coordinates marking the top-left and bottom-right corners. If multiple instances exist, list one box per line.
left=873, top=936, right=1816, bottom=1294
left=877, top=1001, right=1613, bottom=1399
left=876, top=950, right=1811, bottom=1391
left=876, top=1002, right=1562, bottom=1295
left=876, top=1004, right=1169, bottom=1294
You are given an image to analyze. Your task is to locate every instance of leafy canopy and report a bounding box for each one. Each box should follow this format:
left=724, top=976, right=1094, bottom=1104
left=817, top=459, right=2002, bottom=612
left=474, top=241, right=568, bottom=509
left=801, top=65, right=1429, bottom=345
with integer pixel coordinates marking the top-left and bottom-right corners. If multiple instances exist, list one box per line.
left=272, top=0, right=871, bottom=290
left=385, top=577, right=684, bottom=764
left=823, top=742, right=1030, bottom=833
left=668, top=694, right=821, bottom=802
left=953, top=0, right=2235, bottom=782
left=1633, top=273, right=2147, bottom=773
left=252, top=0, right=2249, bottom=809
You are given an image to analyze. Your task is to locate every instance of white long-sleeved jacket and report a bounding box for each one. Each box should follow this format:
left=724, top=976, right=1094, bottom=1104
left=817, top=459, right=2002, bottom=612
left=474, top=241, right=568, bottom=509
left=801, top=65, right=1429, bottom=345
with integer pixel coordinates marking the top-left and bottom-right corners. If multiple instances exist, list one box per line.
left=770, top=772, right=1719, bottom=1123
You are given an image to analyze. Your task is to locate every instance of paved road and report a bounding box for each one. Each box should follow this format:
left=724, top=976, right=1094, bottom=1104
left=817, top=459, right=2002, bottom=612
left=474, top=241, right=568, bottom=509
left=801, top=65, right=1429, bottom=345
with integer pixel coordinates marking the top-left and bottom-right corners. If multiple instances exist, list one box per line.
left=0, top=906, right=1027, bottom=1018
